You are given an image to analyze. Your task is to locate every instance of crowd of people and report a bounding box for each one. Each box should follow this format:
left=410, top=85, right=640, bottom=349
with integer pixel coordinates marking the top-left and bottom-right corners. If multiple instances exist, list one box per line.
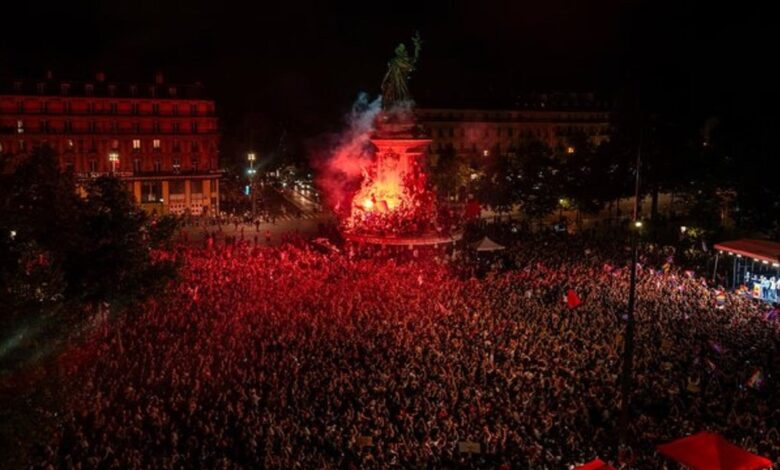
left=29, top=234, right=780, bottom=468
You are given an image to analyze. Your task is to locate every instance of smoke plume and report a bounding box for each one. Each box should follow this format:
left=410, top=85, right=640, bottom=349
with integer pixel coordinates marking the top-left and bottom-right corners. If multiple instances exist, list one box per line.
left=311, top=93, right=382, bottom=215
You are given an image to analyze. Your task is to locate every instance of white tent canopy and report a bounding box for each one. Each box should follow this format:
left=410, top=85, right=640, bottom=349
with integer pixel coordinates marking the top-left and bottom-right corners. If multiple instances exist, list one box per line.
left=472, top=237, right=505, bottom=252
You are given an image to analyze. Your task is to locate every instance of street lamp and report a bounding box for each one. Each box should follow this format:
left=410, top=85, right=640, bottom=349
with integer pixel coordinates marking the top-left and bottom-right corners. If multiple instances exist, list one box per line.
left=108, top=151, right=119, bottom=173
left=247, top=152, right=257, bottom=218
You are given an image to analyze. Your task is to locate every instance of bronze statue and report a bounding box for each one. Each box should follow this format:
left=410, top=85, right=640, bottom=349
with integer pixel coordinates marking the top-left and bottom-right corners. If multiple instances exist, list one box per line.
left=381, top=32, right=422, bottom=108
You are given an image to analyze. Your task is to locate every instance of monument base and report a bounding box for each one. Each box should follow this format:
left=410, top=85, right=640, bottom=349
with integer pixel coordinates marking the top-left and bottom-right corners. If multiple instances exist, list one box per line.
left=343, top=231, right=463, bottom=246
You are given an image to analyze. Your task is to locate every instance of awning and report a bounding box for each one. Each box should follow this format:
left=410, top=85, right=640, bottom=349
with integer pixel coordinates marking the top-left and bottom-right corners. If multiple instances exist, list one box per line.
left=714, top=239, right=780, bottom=265
left=657, top=431, right=773, bottom=470
left=472, top=236, right=505, bottom=252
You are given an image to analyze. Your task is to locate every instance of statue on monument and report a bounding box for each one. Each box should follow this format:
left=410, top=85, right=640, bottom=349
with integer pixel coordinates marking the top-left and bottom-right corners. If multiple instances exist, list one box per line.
left=381, top=32, right=422, bottom=108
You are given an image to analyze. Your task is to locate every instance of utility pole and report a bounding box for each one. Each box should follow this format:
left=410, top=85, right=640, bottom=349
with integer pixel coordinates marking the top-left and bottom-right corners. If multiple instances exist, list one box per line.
left=619, top=129, right=642, bottom=459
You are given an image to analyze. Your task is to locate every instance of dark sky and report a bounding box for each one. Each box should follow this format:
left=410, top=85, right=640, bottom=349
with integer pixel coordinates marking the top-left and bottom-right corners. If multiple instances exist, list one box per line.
left=0, top=0, right=773, bottom=154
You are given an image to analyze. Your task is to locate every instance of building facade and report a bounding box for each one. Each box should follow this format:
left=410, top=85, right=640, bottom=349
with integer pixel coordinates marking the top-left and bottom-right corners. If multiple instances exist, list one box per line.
left=0, top=72, right=220, bottom=215
left=417, top=93, right=611, bottom=158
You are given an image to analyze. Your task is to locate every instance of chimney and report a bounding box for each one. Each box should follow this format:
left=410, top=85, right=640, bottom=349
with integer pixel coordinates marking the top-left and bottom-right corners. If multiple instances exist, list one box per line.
left=155, top=71, right=165, bottom=85
left=96, top=71, right=106, bottom=82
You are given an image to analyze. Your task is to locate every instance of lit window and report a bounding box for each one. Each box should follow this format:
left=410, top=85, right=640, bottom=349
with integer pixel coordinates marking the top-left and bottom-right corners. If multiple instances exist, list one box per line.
left=67, top=139, right=74, bottom=150
left=153, top=139, right=161, bottom=149
left=132, top=139, right=141, bottom=150
left=19, top=140, right=25, bottom=151
left=566, top=146, right=575, bottom=154
left=483, top=149, right=489, bottom=157
left=17, top=120, right=24, bottom=134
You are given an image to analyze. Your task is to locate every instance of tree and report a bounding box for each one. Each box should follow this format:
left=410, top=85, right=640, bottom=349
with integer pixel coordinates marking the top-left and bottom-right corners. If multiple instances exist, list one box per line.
left=559, top=133, right=608, bottom=216
left=477, top=149, right=519, bottom=214
left=0, top=146, right=178, bottom=321
left=515, top=137, right=560, bottom=221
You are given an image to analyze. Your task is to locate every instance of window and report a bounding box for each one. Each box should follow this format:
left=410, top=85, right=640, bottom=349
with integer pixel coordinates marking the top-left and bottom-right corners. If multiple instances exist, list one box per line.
left=85, top=84, right=94, bottom=96
left=191, top=157, right=198, bottom=171
left=108, top=85, right=117, bottom=96
left=169, top=180, right=185, bottom=194
left=191, top=141, right=199, bottom=153
left=110, top=103, right=117, bottom=113
left=153, top=160, right=161, bottom=173
left=61, top=83, right=70, bottom=95
left=90, top=160, right=97, bottom=172
left=190, top=104, right=197, bottom=115
left=191, top=179, right=203, bottom=194
left=191, top=122, right=198, bottom=133
left=19, top=140, right=25, bottom=151
left=172, top=158, right=181, bottom=172
left=66, top=139, right=75, bottom=151
left=173, top=140, right=181, bottom=152
left=37, top=83, right=45, bottom=94
left=168, top=86, right=177, bottom=97
left=0, top=142, right=3, bottom=153
left=132, top=139, right=141, bottom=151
left=17, top=120, right=24, bottom=134
left=133, top=159, right=141, bottom=173
left=153, top=139, right=161, bottom=151
left=152, top=103, right=159, bottom=114
left=129, top=85, right=138, bottom=97
left=172, top=122, right=180, bottom=133
left=142, top=181, right=163, bottom=202
left=172, top=105, right=178, bottom=115
left=132, top=103, right=139, bottom=115
left=111, top=139, right=119, bottom=149
left=64, top=120, right=72, bottom=132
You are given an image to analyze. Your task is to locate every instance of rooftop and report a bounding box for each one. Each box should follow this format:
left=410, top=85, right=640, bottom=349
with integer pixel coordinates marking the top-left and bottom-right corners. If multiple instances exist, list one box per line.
left=0, top=71, right=211, bottom=100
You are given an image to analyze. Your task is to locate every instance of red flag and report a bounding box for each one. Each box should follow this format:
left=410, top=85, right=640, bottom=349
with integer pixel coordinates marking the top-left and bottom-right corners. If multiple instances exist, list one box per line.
left=566, top=289, right=582, bottom=309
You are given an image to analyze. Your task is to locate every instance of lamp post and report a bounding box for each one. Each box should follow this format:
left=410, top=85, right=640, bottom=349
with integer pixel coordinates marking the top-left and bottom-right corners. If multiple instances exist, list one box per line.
left=108, top=151, right=119, bottom=174
left=619, top=130, right=642, bottom=461
left=247, top=152, right=257, bottom=218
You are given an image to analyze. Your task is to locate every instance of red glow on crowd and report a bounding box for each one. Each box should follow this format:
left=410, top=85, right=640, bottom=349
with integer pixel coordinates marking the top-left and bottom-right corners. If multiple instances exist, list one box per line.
left=346, top=136, right=439, bottom=237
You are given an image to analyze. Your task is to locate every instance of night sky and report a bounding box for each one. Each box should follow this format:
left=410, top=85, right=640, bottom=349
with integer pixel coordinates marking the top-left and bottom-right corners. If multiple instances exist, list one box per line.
left=0, top=1, right=773, bottom=159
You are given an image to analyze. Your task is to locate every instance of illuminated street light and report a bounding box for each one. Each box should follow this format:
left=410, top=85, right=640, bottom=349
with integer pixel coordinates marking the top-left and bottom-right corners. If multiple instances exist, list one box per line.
left=108, top=151, right=119, bottom=173
left=680, top=225, right=687, bottom=233
left=634, top=220, right=643, bottom=228
left=247, top=152, right=257, bottom=217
